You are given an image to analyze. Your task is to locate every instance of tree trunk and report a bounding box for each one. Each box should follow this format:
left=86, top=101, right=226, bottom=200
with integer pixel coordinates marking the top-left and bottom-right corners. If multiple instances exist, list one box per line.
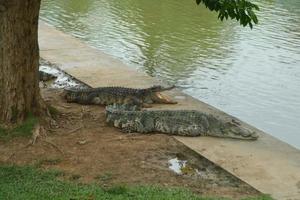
left=0, top=0, right=44, bottom=126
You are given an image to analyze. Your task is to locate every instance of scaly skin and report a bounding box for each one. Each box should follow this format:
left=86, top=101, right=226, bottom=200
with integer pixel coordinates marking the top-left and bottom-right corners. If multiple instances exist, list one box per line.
left=105, top=104, right=259, bottom=140
left=63, top=85, right=177, bottom=106
left=39, top=70, right=56, bottom=81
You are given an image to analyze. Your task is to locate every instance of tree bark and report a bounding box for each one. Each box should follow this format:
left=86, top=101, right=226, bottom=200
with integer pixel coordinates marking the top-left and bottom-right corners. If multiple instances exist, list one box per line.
left=0, top=0, right=44, bottom=126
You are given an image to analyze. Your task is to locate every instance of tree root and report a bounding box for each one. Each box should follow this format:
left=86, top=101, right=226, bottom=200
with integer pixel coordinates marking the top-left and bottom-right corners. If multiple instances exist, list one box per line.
left=30, top=124, right=64, bottom=155
left=30, top=123, right=47, bottom=145
left=42, top=139, right=64, bottom=156
left=67, top=126, right=83, bottom=135
left=5, top=123, right=64, bottom=162
left=4, top=139, right=37, bottom=162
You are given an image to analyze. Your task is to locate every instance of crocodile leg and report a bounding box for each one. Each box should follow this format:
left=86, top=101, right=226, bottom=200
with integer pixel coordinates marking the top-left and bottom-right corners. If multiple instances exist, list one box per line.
left=142, top=103, right=152, bottom=108
left=125, top=97, right=144, bottom=107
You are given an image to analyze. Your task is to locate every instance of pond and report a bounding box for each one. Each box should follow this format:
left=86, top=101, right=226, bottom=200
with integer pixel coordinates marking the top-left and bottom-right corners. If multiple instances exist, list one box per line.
left=40, top=0, right=300, bottom=149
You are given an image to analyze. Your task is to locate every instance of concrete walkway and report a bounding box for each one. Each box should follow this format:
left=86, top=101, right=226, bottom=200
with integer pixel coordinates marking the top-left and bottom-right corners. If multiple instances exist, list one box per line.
left=39, top=21, right=300, bottom=200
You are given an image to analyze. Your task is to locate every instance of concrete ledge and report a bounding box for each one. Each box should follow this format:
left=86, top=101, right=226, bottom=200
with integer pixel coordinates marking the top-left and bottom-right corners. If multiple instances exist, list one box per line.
left=39, top=21, right=300, bottom=200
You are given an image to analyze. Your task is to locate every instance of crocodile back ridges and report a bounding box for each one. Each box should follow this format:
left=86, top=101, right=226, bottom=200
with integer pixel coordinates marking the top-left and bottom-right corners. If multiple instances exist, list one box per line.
left=64, top=85, right=176, bottom=105
left=64, top=85, right=168, bottom=96
left=105, top=107, right=220, bottom=136
left=105, top=104, right=259, bottom=140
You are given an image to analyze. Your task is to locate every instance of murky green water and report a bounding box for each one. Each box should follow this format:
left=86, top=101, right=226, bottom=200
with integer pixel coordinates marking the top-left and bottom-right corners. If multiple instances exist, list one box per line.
left=40, top=0, right=300, bottom=149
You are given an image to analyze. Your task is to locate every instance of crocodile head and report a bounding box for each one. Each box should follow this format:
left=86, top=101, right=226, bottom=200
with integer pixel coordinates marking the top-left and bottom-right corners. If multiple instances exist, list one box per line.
left=149, top=85, right=175, bottom=92
left=223, top=124, right=259, bottom=140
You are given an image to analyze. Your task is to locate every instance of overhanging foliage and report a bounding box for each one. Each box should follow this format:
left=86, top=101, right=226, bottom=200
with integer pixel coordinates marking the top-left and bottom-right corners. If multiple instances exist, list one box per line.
left=196, top=0, right=259, bottom=28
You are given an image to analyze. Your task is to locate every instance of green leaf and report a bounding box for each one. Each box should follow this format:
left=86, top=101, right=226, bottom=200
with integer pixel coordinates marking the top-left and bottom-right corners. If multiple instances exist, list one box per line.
left=196, top=0, right=259, bottom=28
left=196, top=0, right=202, bottom=5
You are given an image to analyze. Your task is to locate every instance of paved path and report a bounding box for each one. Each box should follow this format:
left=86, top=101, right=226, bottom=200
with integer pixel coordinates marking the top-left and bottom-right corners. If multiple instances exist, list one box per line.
left=39, top=21, right=300, bottom=200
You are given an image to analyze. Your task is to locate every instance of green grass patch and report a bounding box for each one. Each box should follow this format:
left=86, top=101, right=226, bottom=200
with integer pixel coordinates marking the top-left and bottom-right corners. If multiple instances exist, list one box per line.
left=69, top=174, right=82, bottom=181
left=0, top=165, right=273, bottom=200
left=95, top=171, right=113, bottom=182
left=0, top=114, right=37, bottom=141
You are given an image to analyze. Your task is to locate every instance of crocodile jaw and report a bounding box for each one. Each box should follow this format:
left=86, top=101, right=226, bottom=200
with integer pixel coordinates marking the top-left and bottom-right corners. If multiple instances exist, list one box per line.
left=225, top=127, right=259, bottom=140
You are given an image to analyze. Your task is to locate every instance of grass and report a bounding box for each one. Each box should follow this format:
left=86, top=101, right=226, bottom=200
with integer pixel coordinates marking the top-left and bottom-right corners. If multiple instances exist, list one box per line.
left=95, top=171, right=113, bottom=182
left=0, top=114, right=37, bottom=141
left=0, top=165, right=273, bottom=200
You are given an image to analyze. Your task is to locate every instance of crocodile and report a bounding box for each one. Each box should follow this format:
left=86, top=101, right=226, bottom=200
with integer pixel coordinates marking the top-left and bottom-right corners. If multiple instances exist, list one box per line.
left=39, top=70, right=57, bottom=81
left=63, top=85, right=177, bottom=107
left=105, top=104, right=259, bottom=140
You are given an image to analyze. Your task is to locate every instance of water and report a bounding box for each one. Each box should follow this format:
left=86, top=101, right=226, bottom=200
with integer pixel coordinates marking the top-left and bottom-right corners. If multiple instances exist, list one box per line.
left=40, top=0, right=300, bottom=149
left=39, top=61, right=88, bottom=89
left=168, top=158, right=187, bottom=175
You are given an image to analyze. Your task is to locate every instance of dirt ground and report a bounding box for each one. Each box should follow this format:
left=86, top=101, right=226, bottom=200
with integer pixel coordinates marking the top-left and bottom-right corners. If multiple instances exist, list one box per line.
left=0, top=88, right=261, bottom=199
